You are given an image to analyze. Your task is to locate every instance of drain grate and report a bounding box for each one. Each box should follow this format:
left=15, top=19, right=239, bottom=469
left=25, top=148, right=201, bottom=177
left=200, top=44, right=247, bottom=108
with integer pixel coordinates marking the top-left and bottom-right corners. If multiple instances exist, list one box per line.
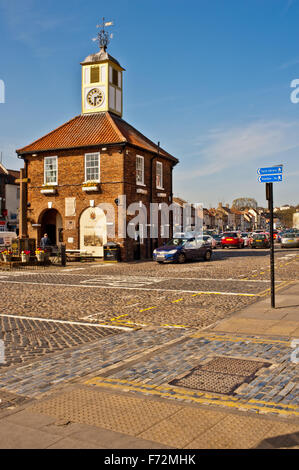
left=200, top=356, right=269, bottom=377
left=169, top=356, right=271, bottom=395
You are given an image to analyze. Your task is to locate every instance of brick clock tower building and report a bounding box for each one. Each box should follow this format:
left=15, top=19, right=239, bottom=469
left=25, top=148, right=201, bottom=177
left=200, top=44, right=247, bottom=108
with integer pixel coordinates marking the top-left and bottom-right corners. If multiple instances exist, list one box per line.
left=16, top=23, right=178, bottom=261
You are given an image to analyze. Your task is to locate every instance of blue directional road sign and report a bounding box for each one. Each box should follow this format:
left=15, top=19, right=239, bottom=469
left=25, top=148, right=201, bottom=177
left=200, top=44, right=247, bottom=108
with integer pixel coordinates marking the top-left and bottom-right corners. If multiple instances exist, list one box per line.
left=257, top=165, right=283, bottom=176
left=258, top=174, right=283, bottom=183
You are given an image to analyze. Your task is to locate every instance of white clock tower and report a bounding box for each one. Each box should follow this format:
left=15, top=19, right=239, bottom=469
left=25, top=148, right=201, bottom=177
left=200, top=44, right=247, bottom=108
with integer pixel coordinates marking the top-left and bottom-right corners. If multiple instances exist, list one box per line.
left=81, top=19, right=125, bottom=117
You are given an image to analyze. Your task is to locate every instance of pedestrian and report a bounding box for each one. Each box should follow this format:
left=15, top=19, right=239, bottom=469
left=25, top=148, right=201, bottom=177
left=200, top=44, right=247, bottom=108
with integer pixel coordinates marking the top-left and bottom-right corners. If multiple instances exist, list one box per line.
left=40, top=233, right=51, bottom=250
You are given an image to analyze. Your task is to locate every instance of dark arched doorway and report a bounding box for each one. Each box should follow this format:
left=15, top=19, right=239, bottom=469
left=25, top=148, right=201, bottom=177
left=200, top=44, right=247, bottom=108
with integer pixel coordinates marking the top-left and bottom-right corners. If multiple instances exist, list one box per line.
left=40, top=209, right=63, bottom=246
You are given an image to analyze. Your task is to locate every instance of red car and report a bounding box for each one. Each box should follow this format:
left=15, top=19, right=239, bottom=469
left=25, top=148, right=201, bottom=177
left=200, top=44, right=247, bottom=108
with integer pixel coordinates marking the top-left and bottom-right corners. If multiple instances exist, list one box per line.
left=221, top=232, right=244, bottom=249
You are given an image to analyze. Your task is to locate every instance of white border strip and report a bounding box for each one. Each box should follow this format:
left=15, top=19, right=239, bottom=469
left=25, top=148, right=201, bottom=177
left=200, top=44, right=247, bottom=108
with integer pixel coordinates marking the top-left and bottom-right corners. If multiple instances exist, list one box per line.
left=0, top=312, right=132, bottom=331
left=0, top=280, right=258, bottom=296
left=0, top=272, right=281, bottom=282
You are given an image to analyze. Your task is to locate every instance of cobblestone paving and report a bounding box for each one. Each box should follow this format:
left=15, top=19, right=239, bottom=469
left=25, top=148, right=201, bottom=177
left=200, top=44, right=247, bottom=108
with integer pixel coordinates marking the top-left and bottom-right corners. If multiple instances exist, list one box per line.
left=0, top=324, right=298, bottom=417
left=0, top=248, right=298, bottom=329
left=85, top=333, right=299, bottom=416
left=0, top=328, right=185, bottom=398
left=0, top=316, right=119, bottom=370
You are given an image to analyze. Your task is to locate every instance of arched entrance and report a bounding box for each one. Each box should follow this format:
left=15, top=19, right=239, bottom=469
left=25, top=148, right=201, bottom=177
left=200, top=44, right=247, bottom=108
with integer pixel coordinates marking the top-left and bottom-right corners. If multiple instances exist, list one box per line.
left=40, top=209, right=63, bottom=246
left=80, top=207, right=107, bottom=257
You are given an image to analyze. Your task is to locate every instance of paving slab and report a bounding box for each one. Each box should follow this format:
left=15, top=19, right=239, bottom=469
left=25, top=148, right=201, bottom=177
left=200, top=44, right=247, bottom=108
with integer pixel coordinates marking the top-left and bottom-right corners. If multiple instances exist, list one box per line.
left=46, top=437, right=101, bottom=449
left=0, top=419, right=61, bottom=449
left=5, top=386, right=298, bottom=449
left=212, top=284, right=299, bottom=337
left=263, top=321, right=299, bottom=336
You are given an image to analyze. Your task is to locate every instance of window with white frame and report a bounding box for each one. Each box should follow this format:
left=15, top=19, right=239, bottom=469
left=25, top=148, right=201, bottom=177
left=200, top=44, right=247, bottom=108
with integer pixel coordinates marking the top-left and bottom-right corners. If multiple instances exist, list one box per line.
left=136, top=155, right=144, bottom=185
left=44, top=156, right=58, bottom=185
left=156, top=161, right=163, bottom=189
left=85, top=153, right=100, bottom=182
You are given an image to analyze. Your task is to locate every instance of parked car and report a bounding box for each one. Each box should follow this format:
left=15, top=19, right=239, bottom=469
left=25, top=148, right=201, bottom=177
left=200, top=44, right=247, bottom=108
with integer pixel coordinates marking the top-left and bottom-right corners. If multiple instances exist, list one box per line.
left=241, top=232, right=251, bottom=247
left=250, top=233, right=270, bottom=249
left=221, top=232, right=244, bottom=249
left=203, top=235, right=217, bottom=249
left=153, top=236, right=213, bottom=264
left=281, top=233, right=299, bottom=248
left=212, top=234, right=222, bottom=248
left=273, top=230, right=280, bottom=242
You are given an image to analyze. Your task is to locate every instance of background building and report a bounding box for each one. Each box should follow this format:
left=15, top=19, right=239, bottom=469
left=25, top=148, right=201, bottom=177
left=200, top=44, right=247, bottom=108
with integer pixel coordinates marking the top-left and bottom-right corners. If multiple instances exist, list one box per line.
left=0, top=163, right=20, bottom=233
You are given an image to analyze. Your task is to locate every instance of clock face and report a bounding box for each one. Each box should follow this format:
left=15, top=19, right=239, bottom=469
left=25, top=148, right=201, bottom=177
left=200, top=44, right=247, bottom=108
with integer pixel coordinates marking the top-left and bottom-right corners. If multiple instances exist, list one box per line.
left=87, top=88, right=104, bottom=107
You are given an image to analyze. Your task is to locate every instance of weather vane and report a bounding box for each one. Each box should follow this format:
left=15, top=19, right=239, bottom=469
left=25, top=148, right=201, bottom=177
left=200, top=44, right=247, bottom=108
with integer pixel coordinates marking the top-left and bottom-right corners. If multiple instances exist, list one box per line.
left=93, top=17, right=114, bottom=51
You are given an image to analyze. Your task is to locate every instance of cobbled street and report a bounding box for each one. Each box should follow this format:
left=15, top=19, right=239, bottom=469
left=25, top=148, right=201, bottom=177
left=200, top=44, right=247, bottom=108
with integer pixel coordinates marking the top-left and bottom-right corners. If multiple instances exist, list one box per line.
left=0, top=247, right=299, bottom=448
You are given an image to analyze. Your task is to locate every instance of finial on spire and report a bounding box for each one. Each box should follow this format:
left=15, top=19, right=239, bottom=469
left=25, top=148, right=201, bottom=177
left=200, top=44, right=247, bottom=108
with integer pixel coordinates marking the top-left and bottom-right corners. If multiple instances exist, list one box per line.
left=92, top=17, right=114, bottom=51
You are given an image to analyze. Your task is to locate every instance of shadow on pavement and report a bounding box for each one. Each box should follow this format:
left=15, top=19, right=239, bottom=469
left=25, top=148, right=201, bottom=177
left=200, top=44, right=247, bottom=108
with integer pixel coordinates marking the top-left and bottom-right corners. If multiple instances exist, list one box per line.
left=255, top=431, right=299, bottom=449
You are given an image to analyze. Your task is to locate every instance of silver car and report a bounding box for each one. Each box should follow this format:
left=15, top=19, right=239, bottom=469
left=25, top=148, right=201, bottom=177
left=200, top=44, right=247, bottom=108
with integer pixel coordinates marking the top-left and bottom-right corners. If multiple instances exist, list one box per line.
left=281, top=233, right=299, bottom=248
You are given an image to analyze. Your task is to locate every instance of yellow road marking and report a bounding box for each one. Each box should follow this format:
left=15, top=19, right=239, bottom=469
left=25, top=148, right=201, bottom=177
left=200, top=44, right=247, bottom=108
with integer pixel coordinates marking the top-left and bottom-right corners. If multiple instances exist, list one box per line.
left=84, top=377, right=299, bottom=417
left=140, top=307, right=157, bottom=312
left=190, top=332, right=292, bottom=345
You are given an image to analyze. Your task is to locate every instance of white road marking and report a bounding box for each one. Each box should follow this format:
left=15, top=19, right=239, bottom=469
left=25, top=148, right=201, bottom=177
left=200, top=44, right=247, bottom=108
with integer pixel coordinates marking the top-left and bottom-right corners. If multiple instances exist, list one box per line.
left=0, top=312, right=131, bottom=330
left=80, top=277, right=163, bottom=287
left=0, top=272, right=276, bottom=282
left=81, top=312, right=104, bottom=320
left=0, top=280, right=258, bottom=296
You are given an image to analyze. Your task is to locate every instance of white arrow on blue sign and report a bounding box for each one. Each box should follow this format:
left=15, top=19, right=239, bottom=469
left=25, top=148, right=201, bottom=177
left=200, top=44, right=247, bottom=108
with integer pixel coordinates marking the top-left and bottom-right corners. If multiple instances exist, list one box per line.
left=257, top=165, right=283, bottom=175
left=258, top=174, right=283, bottom=183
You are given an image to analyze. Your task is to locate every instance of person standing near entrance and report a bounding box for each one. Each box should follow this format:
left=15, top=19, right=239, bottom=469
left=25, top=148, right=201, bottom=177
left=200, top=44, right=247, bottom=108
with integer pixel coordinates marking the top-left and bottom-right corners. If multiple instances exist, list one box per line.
left=40, top=233, right=51, bottom=249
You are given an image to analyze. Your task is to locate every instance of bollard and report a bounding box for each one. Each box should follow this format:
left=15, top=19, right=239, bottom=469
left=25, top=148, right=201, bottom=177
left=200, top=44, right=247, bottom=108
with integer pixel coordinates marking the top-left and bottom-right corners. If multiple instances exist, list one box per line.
left=61, top=244, right=66, bottom=267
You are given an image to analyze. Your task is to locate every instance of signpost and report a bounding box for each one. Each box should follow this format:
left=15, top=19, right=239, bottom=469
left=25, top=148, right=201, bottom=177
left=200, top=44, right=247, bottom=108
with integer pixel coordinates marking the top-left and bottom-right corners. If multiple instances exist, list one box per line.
left=258, top=175, right=283, bottom=183
left=257, top=165, right=283, bottom=308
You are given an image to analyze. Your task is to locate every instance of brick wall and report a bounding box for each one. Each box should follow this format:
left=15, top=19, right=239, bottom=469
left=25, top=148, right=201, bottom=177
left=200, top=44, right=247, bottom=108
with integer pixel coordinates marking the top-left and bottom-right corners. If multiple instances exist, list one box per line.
left=25, top=144, right=175, bottom=261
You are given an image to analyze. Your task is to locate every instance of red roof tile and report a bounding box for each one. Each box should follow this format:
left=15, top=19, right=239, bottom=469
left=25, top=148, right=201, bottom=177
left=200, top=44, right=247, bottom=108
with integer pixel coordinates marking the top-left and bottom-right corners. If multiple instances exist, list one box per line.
left=17, top=112, right=178, bottom=163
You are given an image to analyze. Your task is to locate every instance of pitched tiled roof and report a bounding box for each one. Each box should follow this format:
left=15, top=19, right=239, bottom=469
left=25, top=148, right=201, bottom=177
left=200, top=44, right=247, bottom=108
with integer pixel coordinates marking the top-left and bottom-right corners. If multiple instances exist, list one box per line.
left=16, top=112, right=178, bottom=163
left=0, top=163, right=20, bottom=180
left=8, top=169, right=20, bottom=179
left=173, top=197, right=188, bottom=206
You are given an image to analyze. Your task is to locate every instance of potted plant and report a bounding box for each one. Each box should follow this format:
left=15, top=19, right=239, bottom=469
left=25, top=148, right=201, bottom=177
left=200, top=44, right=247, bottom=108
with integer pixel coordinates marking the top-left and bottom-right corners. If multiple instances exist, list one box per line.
left=82, top=181, right=99, bottom=192
left=2, top=250, right=12, bottom=263
left=35, top=248, right=45, bottom=262
left=21, top=250, right=31, bottom=263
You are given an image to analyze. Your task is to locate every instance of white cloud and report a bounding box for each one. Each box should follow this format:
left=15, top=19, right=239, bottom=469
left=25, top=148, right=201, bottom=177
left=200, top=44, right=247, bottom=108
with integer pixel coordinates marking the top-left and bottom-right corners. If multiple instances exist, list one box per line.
left=177, top=120, right=299, bottom=179
left=279, top=58, right=299, bottom=70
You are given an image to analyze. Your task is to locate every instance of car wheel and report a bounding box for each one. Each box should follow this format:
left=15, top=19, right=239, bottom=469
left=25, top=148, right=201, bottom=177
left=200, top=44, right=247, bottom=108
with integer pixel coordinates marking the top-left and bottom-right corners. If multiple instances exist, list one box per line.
left=221, top=245, right=225, bottom=249
left=177, top=253, right=186, bottom=264
left=157, top=261, right=164, bottom=264
left=204, top=250, right=212, bottom=261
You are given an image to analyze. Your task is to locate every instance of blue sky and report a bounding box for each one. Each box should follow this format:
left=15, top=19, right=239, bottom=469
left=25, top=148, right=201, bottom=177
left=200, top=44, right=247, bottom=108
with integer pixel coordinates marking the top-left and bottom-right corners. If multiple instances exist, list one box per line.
left=1, top=0, right=299, bottom=207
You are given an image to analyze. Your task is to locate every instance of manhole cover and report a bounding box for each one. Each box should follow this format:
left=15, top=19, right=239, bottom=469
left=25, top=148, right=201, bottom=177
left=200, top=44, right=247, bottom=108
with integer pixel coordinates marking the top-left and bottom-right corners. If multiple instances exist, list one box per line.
left=170, top=370, right=246, bottom=395
left=169, top=356, right=271, bottom=395
left=201, top=356, right=270, bottom=377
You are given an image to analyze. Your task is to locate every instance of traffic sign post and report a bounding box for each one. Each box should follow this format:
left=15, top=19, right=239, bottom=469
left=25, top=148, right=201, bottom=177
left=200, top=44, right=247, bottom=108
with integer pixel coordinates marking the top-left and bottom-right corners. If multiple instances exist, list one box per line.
left=258, top=175, right=283, bottom=183
left=257, top=166, right=283, bottom=176
left=258, top=165, right=283, bottom=309
left=266, top=182, right=275, bottom=308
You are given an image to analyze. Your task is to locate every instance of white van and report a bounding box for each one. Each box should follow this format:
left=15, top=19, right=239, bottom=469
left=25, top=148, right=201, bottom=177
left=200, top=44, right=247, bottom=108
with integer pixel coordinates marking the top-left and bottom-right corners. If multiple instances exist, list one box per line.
left=0, top=231, right=17, bottom=248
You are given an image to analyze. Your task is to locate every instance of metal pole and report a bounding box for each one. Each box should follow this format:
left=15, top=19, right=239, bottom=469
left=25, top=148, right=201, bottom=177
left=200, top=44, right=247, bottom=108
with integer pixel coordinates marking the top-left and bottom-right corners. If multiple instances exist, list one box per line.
left=267, top=183, right=275, bottom=308
left=61, top=244, right=66, bottom=267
